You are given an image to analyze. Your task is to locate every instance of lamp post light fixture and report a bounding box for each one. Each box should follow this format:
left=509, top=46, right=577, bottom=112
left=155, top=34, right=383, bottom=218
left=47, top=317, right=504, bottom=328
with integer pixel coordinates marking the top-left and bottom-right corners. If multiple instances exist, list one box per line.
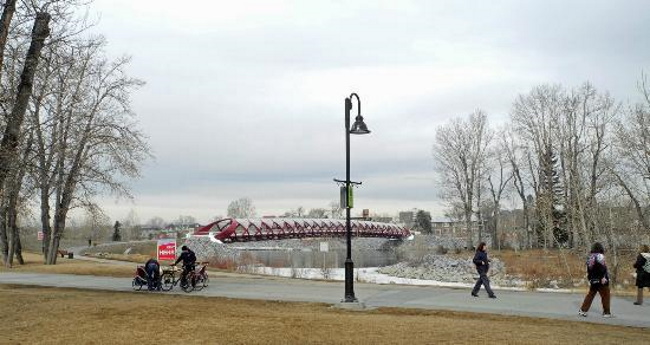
left=343, top=92, right=370, bottom=303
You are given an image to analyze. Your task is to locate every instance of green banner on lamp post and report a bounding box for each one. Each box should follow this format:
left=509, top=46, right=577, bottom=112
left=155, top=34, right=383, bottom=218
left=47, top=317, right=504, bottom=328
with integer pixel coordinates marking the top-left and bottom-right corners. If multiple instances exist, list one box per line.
left=339, top=186, right=354, bottom=208
left=347, top=185, right=354, bottom=208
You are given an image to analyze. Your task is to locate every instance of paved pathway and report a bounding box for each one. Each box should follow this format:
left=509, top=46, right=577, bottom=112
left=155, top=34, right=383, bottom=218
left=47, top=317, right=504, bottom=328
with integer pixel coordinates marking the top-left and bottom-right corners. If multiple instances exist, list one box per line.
left=1, top=269, right=649, bottom=328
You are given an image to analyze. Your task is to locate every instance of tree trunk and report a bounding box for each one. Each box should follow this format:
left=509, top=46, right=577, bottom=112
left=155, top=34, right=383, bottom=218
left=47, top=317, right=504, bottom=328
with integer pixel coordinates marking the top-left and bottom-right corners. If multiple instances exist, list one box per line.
left=476, top=178, right=483, bottom=244
left=46, top=206, right=68, bottom=265
left=46, top=167, right=79, bottom=264
left=14, top=230, right=23, bottom=264
left=0, top=12, right=51, bottom=194
left=5, top=226, right=14, bottom=267
left=40, top=188, right=52, bottom=260
left=494, top=204, right=501, bottom=250
left=5, top=189, right=17, bottom=267
left=523, top=203, right=531, bottom=249
left=4, top=136, right=32, bottom=267
left=0, top=204, right=7, bottom=264
left=465, top=210, right=473, bottom=248
left=0, top=0, right=17, bottom=83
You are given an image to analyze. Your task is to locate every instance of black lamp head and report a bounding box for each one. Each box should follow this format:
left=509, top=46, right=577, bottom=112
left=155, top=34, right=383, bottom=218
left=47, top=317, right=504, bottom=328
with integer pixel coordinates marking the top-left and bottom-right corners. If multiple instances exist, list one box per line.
left=350, top=114, right=370, bottom=135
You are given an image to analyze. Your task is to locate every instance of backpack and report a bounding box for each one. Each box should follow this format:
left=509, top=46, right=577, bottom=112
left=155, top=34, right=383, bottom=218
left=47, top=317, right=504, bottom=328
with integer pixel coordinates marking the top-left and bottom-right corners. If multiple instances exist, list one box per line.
left=642, top=253, right=650, bottom=273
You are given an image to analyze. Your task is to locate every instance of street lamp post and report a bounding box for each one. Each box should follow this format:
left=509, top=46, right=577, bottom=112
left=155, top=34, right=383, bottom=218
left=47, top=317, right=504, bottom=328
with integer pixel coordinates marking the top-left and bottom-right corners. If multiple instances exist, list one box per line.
left=343, top=92, right=370, bottom=303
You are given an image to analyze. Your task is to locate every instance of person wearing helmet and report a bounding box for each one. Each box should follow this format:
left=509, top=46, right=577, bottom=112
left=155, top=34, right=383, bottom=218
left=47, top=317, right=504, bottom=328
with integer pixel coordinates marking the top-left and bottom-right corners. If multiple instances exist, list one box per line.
left=171, top=245, right=197, bottom=287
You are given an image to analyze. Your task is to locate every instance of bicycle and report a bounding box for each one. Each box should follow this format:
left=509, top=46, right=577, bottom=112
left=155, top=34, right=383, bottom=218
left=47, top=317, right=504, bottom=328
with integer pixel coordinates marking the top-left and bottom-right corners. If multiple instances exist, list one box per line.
left=160, top=266, right=194, bottom=292
left=132, top=265, right=148, bottom=291
left=177, top=262, right=209, bottom=292
left=193, top=262, right=209, bottom=291
left=132, top=265, right=161, bottom=291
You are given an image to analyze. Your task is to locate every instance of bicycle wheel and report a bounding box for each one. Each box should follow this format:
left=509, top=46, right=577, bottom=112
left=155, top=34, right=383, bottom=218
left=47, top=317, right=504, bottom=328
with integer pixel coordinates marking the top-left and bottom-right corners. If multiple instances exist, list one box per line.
left=132, top=278, right=144, bottom=291
left=201, top=273, right=209, bottom=288
left=160, top=273, right=175, bottom=291
left=194, top=276, right=204, bottom=291
left=182, top=275, right=195, bottom=293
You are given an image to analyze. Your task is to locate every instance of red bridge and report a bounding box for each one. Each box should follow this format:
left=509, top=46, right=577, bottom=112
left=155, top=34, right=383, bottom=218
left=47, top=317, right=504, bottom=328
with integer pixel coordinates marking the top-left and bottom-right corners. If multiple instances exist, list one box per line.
left=194, top=218, right=411, bottom=242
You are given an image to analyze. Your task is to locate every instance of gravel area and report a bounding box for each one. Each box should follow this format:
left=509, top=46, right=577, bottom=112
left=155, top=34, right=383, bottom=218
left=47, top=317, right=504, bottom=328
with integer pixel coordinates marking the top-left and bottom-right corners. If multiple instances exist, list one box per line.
left=376, top=254, right=525, bottom=287
left=180, top=234, right=526, bottom=287
left=182, top=236, right=397, bottom=261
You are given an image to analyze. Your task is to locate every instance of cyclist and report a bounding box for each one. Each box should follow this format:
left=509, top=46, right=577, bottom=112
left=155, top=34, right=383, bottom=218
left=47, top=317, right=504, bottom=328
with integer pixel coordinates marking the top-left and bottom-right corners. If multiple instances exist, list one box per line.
left=171, top=245, right=197, bottom=287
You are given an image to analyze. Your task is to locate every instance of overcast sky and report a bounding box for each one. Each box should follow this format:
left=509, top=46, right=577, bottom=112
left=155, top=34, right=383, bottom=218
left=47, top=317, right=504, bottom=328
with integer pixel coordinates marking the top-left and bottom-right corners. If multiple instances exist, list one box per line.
left=87, top=0, right=650, bottom=224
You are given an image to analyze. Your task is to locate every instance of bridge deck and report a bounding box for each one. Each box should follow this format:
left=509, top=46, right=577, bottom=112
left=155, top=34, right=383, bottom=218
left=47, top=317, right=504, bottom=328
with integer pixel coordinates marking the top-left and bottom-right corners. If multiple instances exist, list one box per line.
left=194, top=218, right=411, bottom=242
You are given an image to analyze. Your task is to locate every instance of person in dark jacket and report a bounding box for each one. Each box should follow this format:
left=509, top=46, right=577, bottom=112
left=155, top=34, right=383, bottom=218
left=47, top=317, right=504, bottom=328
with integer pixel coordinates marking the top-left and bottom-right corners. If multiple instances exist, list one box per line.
left=579, top=242, right=611, bottom=318
left=632, top=244, right=650, bottom=305
left=471, top=242, right=496, bottom=298
left=144, top=258, right=161, bottom=291
left=172, top=245, right=197, bottom=287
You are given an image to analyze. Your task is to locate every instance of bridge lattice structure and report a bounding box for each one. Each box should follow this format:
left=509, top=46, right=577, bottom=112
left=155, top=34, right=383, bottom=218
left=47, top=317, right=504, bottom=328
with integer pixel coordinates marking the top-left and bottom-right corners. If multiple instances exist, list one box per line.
left=194, top=218, right=411, bottom=242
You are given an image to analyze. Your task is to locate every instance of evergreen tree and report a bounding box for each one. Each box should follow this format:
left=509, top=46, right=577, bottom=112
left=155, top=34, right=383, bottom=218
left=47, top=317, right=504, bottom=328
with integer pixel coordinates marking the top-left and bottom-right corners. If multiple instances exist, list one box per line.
left=535, top=145, right=567, bottom=247
left=112, top=221, right=122, bottom=242
left=414, top=210, right=433, bottom=234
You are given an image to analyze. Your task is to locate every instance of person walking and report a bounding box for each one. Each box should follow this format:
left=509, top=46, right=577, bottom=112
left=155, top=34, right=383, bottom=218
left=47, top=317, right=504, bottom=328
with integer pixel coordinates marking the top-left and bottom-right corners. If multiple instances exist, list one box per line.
left=471, top=242, right=496, bottom=298
left=579, top=242, right=612, bottom=318
left=632, top=244, right=650, bottom=305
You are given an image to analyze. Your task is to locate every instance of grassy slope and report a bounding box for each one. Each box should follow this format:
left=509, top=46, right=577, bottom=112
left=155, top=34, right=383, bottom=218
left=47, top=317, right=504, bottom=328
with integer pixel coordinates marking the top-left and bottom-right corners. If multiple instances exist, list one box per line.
left=1, top=285, right=648, bottom=345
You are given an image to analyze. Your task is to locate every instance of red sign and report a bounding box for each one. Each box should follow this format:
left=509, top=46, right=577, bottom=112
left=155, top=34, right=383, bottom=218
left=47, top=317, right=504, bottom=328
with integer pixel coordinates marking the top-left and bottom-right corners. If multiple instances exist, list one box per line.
left=37, top=231, right=44, bottom=241
left=157, top=239, right=176, bottom=261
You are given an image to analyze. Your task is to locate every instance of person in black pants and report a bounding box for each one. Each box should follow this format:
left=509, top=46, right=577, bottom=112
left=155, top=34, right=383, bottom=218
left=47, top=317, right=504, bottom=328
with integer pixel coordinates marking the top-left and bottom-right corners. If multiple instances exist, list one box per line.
left=632, top=244, right=650, bottom=305
left=172, top=245, right=197, bottom=287
left=471, top=242, right=496, bottom=298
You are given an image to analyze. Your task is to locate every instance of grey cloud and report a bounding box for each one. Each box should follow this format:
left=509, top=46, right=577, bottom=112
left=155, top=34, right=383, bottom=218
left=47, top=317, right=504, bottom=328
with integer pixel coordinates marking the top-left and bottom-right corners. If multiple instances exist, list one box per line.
left=87, top=0, right=649, bottom=222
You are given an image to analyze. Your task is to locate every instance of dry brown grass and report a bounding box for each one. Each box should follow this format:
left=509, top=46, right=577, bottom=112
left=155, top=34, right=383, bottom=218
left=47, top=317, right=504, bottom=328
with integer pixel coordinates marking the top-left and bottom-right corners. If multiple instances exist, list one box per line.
left=0, top=252, right=134, bottom=278
left=494, top=249, right=586, bottom=288
left=83, top=241, right=158, bottom=256
left=479, top=249, right=638, bottom=293
left=0, top=252, right=230, bottom=279
left=0, top=285, right=648, bottom=345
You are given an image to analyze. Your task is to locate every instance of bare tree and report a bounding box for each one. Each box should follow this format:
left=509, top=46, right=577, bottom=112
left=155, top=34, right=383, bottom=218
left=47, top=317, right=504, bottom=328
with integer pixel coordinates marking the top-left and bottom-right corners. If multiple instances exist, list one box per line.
left=83, top=206, right=110, bottom=243
left=1, top=1, right=148, bottom=265
left=121, top=209, right=140, bottom=240
left=329, top=200, right=343, bottom=219
left=146, top=216, right=166, bottom=228
left=0, top=0, right=18, bottom=83
left=227, top=197, right=256, bottom=218
left=307, top=208, right=328, bottom=219
left=559, top=83, right=619, bottom=247
left=27, top=36, right=150, bottom=264
left=0, top=10, right=50, bottom=266
left=433, top=109, right=492, bottom=248
left=173, top=215, right=196, bottom=229
left=487, top=128, right=514, bottom=249
left=609, top=74, right=650, bottom=233
left=511, top=85, right=567, bottom=248
left=501, top=130, right=533, bottom=248
left=0, top=131, right=32, bottom=266
left=0, top=11, right=50, bottom=195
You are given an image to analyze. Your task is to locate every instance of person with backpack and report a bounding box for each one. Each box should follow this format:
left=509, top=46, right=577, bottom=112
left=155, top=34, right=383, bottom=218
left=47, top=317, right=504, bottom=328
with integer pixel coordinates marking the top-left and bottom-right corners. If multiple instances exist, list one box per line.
left=471, top=242, right=497, bottom=299
left=632, top=244, right=650, bottom=305
left=579, top=242, right=612, bottom=318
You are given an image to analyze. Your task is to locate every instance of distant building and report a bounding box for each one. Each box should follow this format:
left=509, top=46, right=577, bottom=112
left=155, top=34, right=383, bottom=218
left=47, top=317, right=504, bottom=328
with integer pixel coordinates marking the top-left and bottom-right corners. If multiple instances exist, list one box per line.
left=430, top=216, right=491, bottom=246
left=398, top=211, right=415, bottom=227
left=373, top=216, right=394, bottom=223
left=139, top=226, right=162, bottom=240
